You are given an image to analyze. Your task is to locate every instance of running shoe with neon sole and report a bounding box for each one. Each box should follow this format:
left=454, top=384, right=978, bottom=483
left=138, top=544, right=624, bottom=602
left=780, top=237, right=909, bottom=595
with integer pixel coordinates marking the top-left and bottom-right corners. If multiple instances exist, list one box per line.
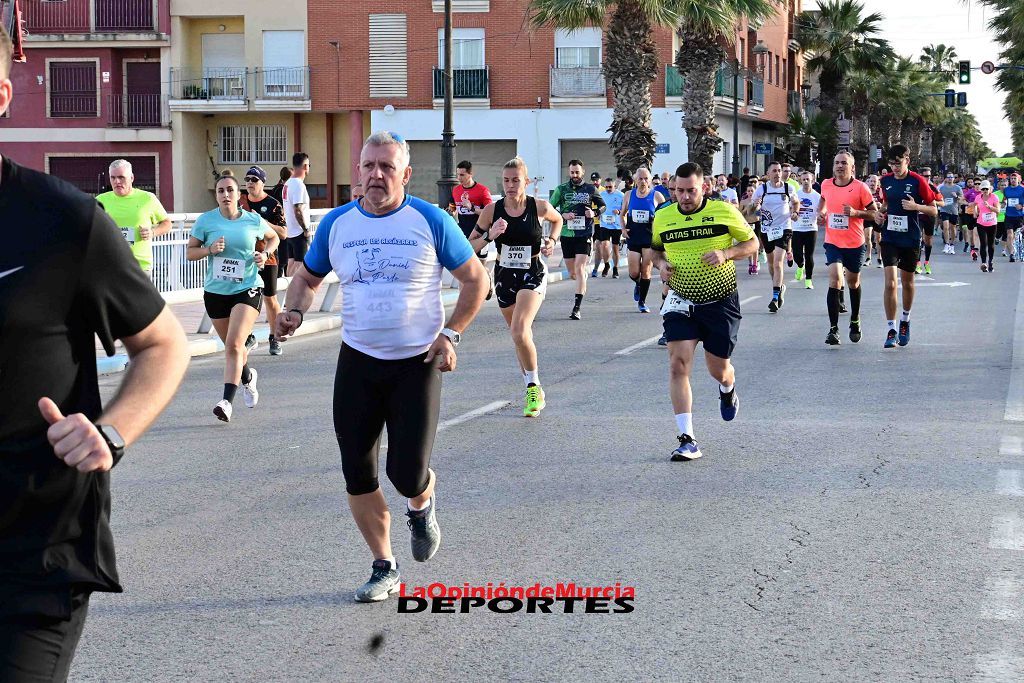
left=758, top=250, right=767, bottom=265
left=805, top=278, right=814, bottom=289
left=884, top=329, right=897, bottom=349
left=849, top=320, right=862, bottom=344
left=354, top=560, right=401, bottom=603
left=794, top=266, right=804, bottom=282
left=524, top=385, right=546, bottom=417
left=670, top=434, right=703, bottom=462
left=406, top=497, right=441, bottom=562
left=914, top=264, right=923, bottom=274
left=719, top=387, right=739, bottom=421
left=213, top=399, right=232, bottom=422
left=898, top=320, right=910, bottom=347
left=924, top=263, right=932, bottom=275
left=241, top=368, right=259, bottom=408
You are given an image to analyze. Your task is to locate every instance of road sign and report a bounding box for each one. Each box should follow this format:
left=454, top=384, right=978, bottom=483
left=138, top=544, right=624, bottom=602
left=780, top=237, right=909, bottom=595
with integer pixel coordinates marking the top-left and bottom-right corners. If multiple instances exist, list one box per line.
left=982, top=61, right=996, bottom=75
left=654, top=143, right=670, bottom=154
left=754, top=142, right=773, bottom=155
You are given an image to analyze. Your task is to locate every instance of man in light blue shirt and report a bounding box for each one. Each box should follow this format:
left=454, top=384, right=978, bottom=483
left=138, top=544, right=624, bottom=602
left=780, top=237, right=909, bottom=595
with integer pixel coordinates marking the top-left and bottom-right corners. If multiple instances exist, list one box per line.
left=594, top=177, right=625, bottom=278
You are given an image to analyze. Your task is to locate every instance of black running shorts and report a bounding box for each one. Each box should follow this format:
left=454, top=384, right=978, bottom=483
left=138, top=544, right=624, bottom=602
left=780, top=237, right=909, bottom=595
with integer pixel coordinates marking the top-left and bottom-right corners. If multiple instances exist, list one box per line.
left=662, top=291, right=741, bottom=359
left=203, top=287, right=263, bottom=320
left=880, top=242, right=921, bottom=273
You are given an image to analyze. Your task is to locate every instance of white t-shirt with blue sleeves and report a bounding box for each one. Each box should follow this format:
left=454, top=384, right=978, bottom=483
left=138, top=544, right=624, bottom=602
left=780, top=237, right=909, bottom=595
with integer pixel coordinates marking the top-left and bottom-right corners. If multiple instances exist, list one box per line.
left=305, top=194, right=475, bottom=360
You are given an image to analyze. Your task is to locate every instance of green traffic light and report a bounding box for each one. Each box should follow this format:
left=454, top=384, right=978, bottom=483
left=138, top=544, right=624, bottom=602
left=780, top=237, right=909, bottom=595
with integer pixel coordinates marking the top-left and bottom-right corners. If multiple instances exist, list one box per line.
left=958, top=60, right=971, bottom=85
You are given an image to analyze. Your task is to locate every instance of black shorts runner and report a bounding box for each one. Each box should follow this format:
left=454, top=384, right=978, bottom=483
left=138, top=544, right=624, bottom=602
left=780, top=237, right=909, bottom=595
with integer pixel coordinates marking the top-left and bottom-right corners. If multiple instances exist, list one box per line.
left=1007, top=216, right=1024, bottom=231
left=628, top=242, right=653, bottom=254
left=940, top=212, right=959, bottom=226
left=203, top=287, right=263, bottom=319
left=594, top=226, right=621, bottom=244
left=286, top=235, right=309, bottom=264
left=760, top=230, right=788, bottom=252
left=920, top=215, right=936, bottom=237
left=259, top=264, right=278, bottom=296
left=494, top=259, right=547, bottom=309
left=662, top=291, right=741, bottom=360
left=824, top=243, right=866, bottom=273
left=560, top=234, right=592, bottom=259
left=880, top=242, right=920, bottom=273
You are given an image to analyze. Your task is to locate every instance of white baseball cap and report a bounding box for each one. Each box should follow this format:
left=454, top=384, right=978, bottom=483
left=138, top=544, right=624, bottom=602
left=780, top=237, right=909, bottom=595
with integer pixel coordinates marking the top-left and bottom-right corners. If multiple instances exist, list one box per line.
left=979, top=180, right=992, bottom=190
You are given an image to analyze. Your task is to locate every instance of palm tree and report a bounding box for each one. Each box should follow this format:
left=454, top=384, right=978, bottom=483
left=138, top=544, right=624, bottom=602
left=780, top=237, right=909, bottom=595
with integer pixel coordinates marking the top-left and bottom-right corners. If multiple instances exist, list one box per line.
left=783, top=108, right=833, bottom=171
left=919, top=43, right=958, bottom=76
left=796, top=0, right=894, bottom=178
left=529, top=0, right=685, bottom=177
left=672, top=0, right=779, bottom=173
left=979, top=0, right=1024, bottom=158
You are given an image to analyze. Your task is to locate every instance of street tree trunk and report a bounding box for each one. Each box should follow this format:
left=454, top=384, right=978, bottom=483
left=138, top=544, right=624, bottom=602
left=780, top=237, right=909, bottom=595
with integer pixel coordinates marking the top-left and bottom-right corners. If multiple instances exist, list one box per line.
left=676, top=25, right=726, bottom=174
left=605, top=0, right=659, bottom=178
left=816, top=75, right=842, bottom=179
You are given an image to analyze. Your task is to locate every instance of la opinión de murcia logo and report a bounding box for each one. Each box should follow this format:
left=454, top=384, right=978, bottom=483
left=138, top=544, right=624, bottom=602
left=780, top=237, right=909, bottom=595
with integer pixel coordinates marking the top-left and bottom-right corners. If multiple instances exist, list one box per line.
left=397, top=582, right=636, bottom=614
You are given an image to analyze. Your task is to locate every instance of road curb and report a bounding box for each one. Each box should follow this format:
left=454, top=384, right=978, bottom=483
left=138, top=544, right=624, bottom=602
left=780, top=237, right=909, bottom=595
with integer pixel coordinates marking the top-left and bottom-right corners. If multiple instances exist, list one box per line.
left=97, top=256, right=623, bottom=376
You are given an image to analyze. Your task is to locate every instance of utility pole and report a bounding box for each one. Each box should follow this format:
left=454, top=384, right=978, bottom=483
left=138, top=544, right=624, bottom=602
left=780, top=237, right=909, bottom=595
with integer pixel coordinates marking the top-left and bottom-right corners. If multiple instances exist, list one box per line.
left=732, top=58, right=740, bottom=179
left=437, top=0, right=457, bottom=208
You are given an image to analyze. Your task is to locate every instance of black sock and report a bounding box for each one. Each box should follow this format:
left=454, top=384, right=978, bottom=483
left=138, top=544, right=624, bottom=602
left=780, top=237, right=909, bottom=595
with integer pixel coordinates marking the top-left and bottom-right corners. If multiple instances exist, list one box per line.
left=241, top=364, right=252, bottom=385
left=839, top=288, right=845, bottom=305
left=630, top=275, right=639, bottom=284
left=773, top=286, right=781, bottom=296
left=223, top=383, right=238, bottom=402
left=924, top=243, right=932, bottom=261
left=827, top=287, right=840, bottom=327
left=850, top=286, right=862, bottom=321
left=574, top=293, right=583, bottom=308
left=638, top=278, right=651, bottom=304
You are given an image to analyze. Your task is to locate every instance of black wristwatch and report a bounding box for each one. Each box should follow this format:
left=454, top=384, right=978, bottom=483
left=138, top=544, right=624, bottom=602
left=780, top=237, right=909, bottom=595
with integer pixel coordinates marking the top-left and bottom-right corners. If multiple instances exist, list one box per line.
left=289, top=308, right=304, bottom=326
left=96, top=424, right=126, bottom=467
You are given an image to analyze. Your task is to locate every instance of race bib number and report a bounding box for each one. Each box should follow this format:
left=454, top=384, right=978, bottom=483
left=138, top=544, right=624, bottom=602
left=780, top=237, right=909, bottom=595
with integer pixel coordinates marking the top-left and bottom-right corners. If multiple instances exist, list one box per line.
left=888, top=215, right=909, bottom=232
left=457, top=205, right=474, bottom=215
left=660, top=291, right=694, bottom=317
left=631, top=209, right=650, bottom=224
left=602, top=213, right=617, bottom=226
left=767, top=224, right=785, bottom=240
left=568, top=217, right=586, bottom=231
left=797, top=211, right=815, bottom=229
left=499, top=245, right=531, bottom=269
left=213, top=257, right=244, bottom=283
left=120, top=227, right=135, bottom=244
left=829, top=213, right=849, bottom=230
left=983, top=212, right=997, bottom=223
left=1008, top=198, right=1020, bottom=207
left=944, top=197, right=955, bottom=206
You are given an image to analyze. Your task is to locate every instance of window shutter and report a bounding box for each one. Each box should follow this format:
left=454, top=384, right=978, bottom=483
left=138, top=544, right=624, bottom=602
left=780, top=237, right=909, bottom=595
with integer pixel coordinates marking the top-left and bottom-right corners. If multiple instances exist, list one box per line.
left=369, top=14, right=407, bottom=98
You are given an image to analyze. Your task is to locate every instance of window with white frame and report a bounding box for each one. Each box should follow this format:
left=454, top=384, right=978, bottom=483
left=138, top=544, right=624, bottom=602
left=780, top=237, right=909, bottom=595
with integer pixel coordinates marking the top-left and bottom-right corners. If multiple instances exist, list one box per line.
left=554, top=28, right=601, bottom=68
left=437, top=28, right=485, bottom=69
left=219, top=125, right=287, bottom=165
left=262, top=31, right=305, bottom=97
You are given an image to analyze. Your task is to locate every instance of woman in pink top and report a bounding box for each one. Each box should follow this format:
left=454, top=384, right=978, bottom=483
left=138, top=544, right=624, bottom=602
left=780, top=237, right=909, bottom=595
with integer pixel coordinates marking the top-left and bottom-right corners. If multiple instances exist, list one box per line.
left=975, top=180, right=1001, bottom=272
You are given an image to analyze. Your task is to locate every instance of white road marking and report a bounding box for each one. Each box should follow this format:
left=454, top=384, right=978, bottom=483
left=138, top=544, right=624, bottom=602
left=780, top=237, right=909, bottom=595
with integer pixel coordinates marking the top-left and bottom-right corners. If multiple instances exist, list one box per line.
left=1001, top=436, right=1023, bottom=455
left=979, top=576, right=1023, bottom=621
left=1005, top=268, right=1024, bottom=421
left=997, top=470, right=1024, bottom=496
left=975, top=652, right=1024, bottom=682
left=915, top=281, right=970, bottom=287
left=990, top=513, right=1024, bottom=550
left=740, top=295, right=761, bottom=306
left=437, top=400, right=510, bottom=432
left=615, top=335, right=663, bottom=356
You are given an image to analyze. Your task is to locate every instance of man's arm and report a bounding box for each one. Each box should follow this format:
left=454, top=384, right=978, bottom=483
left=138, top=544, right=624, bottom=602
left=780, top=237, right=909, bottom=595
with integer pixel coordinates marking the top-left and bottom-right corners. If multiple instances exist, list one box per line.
left=278, top=265, right=327, bottom=338
left=153, top=218, right=173, bottom=238
left=724, top=236, right=760, bottom=261
left=294, top=203, right=308, bottom=233
left=423, top=256, right=488, bottom=372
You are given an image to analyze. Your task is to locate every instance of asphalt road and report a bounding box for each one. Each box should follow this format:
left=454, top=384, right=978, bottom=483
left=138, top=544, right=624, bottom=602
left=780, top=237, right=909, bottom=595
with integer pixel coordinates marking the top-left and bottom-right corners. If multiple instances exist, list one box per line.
left=76, top=244, right=1024, bottom=682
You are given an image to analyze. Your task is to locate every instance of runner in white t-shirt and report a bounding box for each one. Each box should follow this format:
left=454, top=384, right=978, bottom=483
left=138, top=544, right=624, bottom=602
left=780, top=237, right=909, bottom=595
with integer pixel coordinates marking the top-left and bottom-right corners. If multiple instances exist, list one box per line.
left=752, top=161, right=800, bottom=313
left=792, top=171, right=824, bottom=290
left=282, top=152, right=311, bottom=276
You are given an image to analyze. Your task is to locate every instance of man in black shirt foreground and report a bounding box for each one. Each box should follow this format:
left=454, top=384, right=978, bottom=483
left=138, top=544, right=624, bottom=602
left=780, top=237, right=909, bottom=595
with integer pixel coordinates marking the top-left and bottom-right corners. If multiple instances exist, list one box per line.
left=0, top=26, right=189, bottom=681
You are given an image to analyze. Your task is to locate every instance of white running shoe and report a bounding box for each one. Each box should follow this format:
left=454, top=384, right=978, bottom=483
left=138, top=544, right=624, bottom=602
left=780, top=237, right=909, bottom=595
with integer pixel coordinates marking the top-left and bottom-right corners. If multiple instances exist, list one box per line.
left=242, top=368, right=259, bottom=408
left=214, top=399, right=232, bottom=422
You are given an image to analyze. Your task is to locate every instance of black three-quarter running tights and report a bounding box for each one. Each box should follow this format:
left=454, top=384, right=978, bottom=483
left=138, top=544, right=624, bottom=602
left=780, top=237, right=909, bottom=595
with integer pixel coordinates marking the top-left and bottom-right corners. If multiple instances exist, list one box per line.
left=791, top=231, right=817, bottom=278
left=333, top=343, right=441, bottom=498
left=978, top=224, right=998, bottom=264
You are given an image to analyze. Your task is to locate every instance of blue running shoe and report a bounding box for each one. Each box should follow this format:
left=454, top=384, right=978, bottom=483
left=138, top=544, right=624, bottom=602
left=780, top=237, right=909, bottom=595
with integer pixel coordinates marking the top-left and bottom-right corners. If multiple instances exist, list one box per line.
left=670, top=434, right=703, bottom=461
left=657, top=334, right=668, bottom=346
left=898, top=320, right=910, bottom=347
left=719, top=387, right=738, bottom=421
left=633, top=283, right=640, bottom=302
left=638, top=303, right=650, bottom=313
left=884, top=329, right=897, bottom=349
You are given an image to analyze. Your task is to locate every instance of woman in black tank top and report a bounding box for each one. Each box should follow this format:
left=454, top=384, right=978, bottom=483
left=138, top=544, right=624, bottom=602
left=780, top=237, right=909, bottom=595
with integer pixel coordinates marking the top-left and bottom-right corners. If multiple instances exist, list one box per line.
left=469, top=158, right=564, bottom=418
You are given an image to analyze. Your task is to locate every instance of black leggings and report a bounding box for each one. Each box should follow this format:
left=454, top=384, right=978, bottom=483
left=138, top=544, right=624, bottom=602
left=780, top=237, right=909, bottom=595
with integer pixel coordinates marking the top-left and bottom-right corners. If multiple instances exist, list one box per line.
left=978, top=224, right=998, bottom=263
left=0, top=590, right=90, bottom=682
left=334, top=344, right=441, bottom=497
left=791, top=231, right=816, bottom=278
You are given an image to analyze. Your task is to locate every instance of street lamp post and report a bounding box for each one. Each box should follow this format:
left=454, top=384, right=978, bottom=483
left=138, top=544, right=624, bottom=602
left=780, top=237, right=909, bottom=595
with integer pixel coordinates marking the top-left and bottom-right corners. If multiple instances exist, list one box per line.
left=437, top=0, right=457, bottom=208
left=732, top=57, right=740, bottom=179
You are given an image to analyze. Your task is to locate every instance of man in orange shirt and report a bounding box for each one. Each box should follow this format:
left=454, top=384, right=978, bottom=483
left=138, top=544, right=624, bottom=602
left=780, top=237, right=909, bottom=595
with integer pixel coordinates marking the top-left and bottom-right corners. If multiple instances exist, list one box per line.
left=819, top=151, right=878, bottom=346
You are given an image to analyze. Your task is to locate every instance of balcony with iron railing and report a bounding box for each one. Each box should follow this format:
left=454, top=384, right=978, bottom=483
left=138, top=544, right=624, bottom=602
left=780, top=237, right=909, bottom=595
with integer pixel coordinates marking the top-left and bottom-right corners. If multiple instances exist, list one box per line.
left=106, top=93, right=164, bottom=128
left=714, top=65, right=746, bottom=100
left=549, top=66, right=605, bottom=99
left=748, top=78, right=765, bottom=109
left=432, top=67, right=489, bottom=99
left=23, top=0, right=156, bottom=34
left=170, top=67, right=247, bottom=103
left=254, top=67, right=310, bottom=101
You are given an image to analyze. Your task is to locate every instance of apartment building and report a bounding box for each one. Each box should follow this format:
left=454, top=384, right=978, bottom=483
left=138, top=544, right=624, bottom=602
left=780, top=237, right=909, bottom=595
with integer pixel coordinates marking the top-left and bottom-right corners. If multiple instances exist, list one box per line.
left=0, top=0, right=173, bottom=206
left=309, top=0, right=804, bottom=201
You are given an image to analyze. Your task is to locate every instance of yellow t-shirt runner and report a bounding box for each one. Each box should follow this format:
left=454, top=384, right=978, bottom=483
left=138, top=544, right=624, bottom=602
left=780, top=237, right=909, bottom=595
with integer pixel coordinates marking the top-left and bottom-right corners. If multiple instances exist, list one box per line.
left=96, top=188, right=169, bottom=272
left=652, top=199, right=755, bottom=304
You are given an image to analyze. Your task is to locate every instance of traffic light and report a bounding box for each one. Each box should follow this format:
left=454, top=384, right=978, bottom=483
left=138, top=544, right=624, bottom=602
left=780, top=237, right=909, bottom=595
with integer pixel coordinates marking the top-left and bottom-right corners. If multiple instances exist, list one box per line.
left=958, top=60, right=971, bottom=84
left=945, top=89, right=955, bottom=107
left=957, top=91, right=968, bottom=107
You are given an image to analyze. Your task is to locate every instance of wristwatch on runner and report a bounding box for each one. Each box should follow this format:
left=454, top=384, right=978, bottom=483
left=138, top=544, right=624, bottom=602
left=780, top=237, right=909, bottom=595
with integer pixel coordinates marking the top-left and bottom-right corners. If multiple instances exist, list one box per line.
left=440, top=328, right=461, bottom=347
left=96, top=424, right=126, bottom=467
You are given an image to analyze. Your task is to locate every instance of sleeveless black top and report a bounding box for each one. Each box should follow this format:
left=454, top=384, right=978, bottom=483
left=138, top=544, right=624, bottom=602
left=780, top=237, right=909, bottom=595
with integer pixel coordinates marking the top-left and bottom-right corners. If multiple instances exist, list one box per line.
left=493, top=196, right=542, bottom=257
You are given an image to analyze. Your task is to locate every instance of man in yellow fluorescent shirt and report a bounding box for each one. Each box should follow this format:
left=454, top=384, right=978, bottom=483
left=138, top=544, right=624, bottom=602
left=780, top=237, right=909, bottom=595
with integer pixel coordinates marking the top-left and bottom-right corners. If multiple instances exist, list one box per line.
left=96, top=159, right=171, bottom=275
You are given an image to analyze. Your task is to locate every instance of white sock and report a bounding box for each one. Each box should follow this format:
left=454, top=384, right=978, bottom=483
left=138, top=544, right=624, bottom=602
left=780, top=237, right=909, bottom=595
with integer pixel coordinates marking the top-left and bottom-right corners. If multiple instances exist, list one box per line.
left=720, top=383, right=734, bottom=393
left=524, top=369, right=539, bottom=386
left=408, top=498, right=430, bottom=512
left=675, top=413, right=693, bottom=437
left=901, top=311, right=911, bottom=322
left=888, top=320, right=896, bottom=330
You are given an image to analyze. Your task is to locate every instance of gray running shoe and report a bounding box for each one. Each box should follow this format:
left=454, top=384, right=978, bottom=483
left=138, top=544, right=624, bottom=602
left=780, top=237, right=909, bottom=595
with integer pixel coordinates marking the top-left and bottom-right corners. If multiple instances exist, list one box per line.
left=244, top=333, right=257, bottom=352
left=406, top=497, right=441, bottom=562
left=269, top=336, right=282, bottom=356
left=354, top=559, right=401, bottom=603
